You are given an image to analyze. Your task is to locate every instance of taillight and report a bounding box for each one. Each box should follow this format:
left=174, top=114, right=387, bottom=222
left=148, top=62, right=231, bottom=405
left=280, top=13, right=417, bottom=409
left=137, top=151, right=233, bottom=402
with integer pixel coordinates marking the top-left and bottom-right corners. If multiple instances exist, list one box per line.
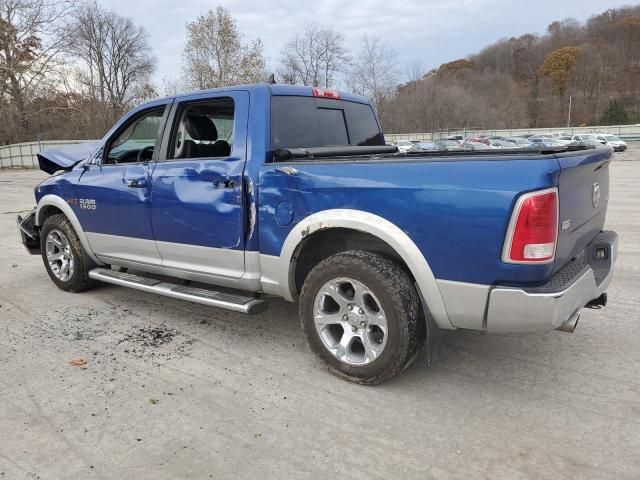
left=503, top=188, right=558, bottom=263
left=312, top=87, right=340, bottom=99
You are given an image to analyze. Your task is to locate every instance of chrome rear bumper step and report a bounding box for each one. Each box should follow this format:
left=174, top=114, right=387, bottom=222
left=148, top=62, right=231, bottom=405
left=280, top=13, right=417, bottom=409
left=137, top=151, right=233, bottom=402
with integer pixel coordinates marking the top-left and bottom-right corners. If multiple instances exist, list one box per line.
left=88, top=268, right=266, bottom=314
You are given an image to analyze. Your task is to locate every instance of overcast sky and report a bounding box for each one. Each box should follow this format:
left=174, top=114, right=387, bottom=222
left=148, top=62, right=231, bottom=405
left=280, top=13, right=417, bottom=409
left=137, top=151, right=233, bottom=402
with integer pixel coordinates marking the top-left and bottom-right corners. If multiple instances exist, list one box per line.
left=101, top=0, right=629, bottom=86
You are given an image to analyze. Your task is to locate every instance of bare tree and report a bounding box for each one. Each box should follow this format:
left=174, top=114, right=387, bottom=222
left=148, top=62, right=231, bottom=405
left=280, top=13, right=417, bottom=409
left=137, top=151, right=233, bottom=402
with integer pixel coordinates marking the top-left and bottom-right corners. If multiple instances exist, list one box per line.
left=0, top=0, right=74, bottom=141
left=405, top=59, right=424, bottom=83
left=157, top=76, right=184, bottom=97
left=182, top=6, right=265, bottom=90
left=278, top=23, right=349, bottom=88
left=66, top=1, right=155, bottom=122
left=348, top=35, right=396, bottom=113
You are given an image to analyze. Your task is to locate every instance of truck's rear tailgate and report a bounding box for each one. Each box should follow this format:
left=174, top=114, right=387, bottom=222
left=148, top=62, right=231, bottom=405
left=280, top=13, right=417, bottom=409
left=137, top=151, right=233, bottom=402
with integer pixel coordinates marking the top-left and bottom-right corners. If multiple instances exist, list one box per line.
left=554, top=149, right=611, bottom=272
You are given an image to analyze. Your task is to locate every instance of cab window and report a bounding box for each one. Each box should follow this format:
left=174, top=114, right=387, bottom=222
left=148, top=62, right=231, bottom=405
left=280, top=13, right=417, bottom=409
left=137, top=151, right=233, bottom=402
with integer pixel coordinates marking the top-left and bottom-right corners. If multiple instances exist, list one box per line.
left=169, top=98, right=235, bottom=160
left=271, top=96, right=384, bottom=150
left=105, top=107, right=165, bottom=164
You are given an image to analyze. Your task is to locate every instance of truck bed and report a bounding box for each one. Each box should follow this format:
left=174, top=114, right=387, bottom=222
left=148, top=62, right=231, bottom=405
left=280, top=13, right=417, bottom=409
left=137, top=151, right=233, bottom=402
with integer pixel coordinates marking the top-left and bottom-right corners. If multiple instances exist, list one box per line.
left=262, top=145, right=612, bottom=288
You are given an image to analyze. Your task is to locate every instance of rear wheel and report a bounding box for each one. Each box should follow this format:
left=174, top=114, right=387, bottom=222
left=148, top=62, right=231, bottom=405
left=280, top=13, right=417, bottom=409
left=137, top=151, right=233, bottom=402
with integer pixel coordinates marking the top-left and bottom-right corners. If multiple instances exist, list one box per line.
left=299, top=250, right=425, bottom=385
left=40, top=214, right=95, bottom=292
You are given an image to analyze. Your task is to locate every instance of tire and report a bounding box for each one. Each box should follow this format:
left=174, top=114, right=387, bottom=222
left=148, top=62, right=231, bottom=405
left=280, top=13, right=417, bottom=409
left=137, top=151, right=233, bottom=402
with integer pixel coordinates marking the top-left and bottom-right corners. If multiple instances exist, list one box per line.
left=40, top=214, right=95, bottom=292
left=299, top=250, right=426, bottom=385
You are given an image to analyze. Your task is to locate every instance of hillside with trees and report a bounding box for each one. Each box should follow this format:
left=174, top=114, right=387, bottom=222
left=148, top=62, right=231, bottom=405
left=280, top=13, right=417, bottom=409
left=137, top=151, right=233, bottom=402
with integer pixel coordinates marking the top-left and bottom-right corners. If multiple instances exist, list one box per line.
left=381, top=5, right=640, bottom=133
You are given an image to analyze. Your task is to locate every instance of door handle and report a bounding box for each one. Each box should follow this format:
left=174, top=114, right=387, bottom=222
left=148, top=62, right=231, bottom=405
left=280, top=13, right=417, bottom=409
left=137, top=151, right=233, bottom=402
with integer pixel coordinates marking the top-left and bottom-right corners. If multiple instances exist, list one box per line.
left=126, top=178, right=147, bottom=188
left=213, top=179, right=235, bottom=189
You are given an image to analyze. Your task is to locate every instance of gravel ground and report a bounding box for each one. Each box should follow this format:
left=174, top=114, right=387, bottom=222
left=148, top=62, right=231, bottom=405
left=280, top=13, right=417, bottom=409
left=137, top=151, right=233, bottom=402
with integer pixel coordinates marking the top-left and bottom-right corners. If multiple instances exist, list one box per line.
left=1, top=147, right=639, bottom=479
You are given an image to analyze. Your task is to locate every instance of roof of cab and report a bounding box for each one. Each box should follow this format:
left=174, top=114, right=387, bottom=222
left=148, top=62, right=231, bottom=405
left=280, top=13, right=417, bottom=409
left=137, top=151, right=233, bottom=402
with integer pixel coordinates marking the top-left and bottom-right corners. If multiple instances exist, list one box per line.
left=153, top=82, right=370, bottom=105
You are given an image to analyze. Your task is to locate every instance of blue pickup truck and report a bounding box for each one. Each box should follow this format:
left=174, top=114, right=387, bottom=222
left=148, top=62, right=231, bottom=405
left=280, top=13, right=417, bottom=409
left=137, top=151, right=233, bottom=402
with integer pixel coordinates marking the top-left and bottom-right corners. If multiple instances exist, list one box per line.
left=17, top=83, right=618, bottom=384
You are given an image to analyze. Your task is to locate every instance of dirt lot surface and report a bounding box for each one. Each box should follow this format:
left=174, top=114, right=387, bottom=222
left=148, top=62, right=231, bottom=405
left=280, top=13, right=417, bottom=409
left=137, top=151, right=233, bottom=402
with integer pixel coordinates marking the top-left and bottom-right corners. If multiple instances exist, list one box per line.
left=1, top=147, right=639, bottom=479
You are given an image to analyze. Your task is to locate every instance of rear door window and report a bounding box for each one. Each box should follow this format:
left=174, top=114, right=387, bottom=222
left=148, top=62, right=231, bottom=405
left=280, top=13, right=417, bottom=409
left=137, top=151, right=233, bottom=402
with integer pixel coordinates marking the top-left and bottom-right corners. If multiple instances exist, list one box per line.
left=271, top=96, right=384, bottom=150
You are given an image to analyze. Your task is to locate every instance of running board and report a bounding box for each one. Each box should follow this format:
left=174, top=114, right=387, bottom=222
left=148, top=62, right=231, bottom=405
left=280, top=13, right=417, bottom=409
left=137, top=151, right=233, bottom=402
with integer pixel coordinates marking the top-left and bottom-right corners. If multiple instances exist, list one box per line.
left=88, top=268, right=266, bottom=314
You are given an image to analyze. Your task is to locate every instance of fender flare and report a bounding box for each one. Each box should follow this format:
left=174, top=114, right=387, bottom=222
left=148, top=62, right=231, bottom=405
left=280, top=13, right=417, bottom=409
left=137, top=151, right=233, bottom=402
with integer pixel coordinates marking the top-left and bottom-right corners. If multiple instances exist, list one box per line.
left=35, top=194, right=101, bottom=265
left=275, top=209, right=453, bottom=330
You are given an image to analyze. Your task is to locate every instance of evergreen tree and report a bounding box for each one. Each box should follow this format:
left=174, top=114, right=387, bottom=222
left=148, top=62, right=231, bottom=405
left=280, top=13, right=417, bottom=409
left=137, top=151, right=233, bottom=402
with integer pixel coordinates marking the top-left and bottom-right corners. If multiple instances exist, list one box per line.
left=600, top=100, right=631, bottom=125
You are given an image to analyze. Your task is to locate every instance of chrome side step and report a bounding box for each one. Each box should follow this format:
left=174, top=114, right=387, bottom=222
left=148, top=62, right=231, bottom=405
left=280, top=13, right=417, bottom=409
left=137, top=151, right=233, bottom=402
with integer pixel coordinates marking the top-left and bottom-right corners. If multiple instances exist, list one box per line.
left=88, top=268, right=266, bottom=314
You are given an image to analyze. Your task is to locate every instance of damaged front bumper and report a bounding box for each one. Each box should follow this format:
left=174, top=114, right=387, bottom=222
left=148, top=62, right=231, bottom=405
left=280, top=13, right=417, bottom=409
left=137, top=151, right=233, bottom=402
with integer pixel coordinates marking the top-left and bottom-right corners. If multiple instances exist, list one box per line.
left=17, top=208, right=41, bottom=255
left=486, top=230, right=618, bottom=333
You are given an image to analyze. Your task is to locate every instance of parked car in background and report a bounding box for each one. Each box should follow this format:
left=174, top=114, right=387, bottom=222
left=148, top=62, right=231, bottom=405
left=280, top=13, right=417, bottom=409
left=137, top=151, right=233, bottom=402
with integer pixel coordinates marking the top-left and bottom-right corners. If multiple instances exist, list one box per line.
left=568, top=139, right=605, bottom=150
left=435, top=139, right=464, bottom=151
left=528, top=137, right=567, bottom=148
left=414, top=142, right=436, bottom=151
left=461, top=141, right=492, bottom=151
left=596, top=134, right=627, bottom=152
left=505, top=137, right=533, bottom=147
left=556, top=135, right=575, bottom=145
left=489, top=139, right=520, bottom=149
left=395, top=139, right=415, bottom=153
left=574, top=134, right=614, bottom=152
left=571, top=134, right=592, bottom=142
left=466, top=136, right=491, bottom=146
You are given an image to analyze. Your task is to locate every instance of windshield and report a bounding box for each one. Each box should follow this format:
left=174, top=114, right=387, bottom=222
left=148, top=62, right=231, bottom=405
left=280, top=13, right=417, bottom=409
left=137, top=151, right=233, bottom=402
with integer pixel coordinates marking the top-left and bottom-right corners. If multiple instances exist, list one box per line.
left=604, top=135, right=621, bottom=142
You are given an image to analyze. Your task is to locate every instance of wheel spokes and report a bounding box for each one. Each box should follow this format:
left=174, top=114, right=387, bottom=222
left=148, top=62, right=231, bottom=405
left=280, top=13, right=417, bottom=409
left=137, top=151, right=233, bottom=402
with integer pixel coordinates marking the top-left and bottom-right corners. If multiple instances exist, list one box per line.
left=324, top=281, right=350, bottom=309
left=45, top=229, right=74, bottom=281
left=313, top=276, right=389, bottom=366
left=50, top=234, right=64, bottom=249
left=314, top=311, right=344, bottom=328
left=366, top=311, right=387, bottom=329
left=47, top=252, right=64, bottom=262
left=361, top=332, right=384, bottom=363
left=334, top=329, right=356, bottom=361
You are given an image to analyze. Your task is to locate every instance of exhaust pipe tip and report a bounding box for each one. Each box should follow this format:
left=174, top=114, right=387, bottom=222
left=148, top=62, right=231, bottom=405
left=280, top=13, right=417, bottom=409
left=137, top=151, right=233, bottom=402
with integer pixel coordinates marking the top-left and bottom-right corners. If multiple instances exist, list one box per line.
left=585, top=293, right=607, bottom=309
left=556, top=313, right=580, bottom=333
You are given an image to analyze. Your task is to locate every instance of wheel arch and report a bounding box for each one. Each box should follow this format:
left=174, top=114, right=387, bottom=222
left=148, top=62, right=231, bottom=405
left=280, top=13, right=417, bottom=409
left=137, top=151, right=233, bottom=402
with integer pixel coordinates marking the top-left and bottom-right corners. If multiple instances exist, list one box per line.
left=272, top=209, right=453, bottom=330
left=36, top=194, right=101, bottom=264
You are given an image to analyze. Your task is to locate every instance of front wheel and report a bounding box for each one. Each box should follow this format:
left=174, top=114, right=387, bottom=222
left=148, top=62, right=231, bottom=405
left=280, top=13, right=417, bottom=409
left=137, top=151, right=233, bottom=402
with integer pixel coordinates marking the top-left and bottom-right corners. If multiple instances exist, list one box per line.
left=299, top=250, right=426, bottom=385
left=40, top=214, right=95, bottom=292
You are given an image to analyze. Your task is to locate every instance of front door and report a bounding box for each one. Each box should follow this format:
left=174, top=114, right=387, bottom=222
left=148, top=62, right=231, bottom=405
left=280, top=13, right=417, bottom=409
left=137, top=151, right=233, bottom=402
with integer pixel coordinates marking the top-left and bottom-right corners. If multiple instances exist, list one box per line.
left=76, top=101, right=170, bottom=265
left=150, top=91, right=249, bottom=278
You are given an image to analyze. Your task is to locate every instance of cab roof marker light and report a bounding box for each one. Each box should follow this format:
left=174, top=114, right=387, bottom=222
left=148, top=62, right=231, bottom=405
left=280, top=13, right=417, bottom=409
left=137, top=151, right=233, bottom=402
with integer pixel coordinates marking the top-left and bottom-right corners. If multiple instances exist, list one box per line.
left=312, top=87, right=340, bottom=99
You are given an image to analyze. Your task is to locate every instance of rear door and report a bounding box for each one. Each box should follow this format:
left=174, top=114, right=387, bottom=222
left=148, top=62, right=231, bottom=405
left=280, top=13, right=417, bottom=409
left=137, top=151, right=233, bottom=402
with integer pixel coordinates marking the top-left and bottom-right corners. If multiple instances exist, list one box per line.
left=554, top=149, right=611, bottom=270
left=149, top=91, right=249, bottom=278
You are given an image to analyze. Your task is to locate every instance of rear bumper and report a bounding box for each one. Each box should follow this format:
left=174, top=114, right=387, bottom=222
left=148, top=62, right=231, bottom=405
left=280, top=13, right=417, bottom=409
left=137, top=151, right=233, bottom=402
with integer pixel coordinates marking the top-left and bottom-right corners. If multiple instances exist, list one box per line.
left=17, top=208, right=41, bottom=255
left=486, top=230, right=618, bottom=333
